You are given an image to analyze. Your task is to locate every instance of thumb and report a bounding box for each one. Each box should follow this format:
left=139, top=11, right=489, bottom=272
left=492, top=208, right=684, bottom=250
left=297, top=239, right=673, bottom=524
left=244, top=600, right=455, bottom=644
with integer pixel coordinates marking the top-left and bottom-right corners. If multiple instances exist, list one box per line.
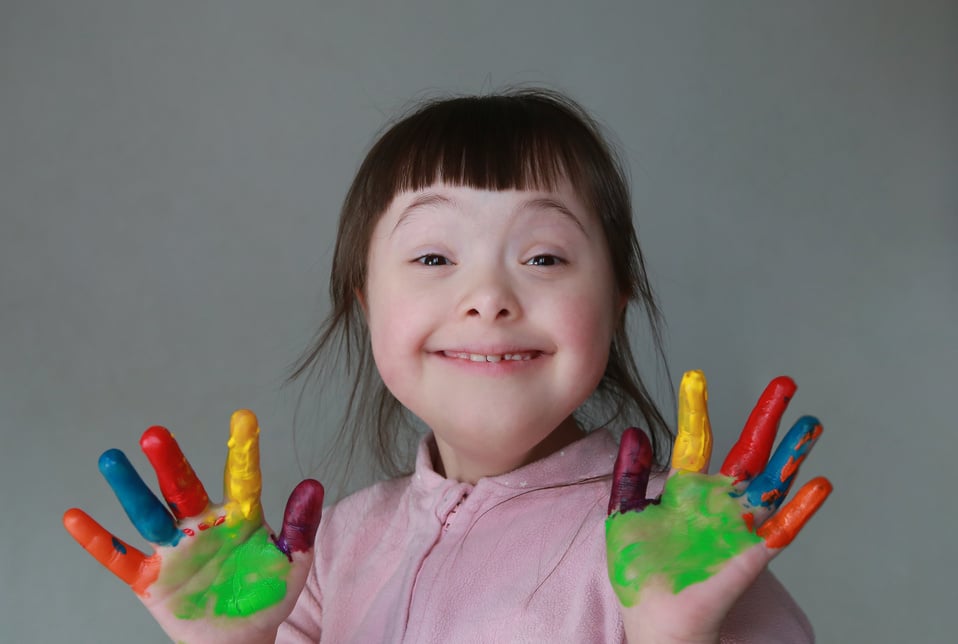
left=274, top=479, right=324, bottom=559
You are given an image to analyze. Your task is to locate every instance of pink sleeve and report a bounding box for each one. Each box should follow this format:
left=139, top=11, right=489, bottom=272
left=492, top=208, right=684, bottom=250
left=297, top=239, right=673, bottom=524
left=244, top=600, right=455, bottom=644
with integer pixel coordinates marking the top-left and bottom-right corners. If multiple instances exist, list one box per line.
left=275, top=560, right=323, bottom=643
left=720, top=570, right=815, bottom=643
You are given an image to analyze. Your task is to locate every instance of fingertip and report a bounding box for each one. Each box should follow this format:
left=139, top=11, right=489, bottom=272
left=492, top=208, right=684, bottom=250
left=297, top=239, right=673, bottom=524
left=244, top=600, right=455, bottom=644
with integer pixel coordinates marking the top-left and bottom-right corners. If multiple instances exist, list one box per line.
left=768, top=375, right=797, bottom=397
left=230, top=409, right=259, bottom=438
left=139, top=425, right=172, bottom=451
left=98, top=449, right=128, bottom=475
left=680, top=370, right=707, bottom=398
left=62, top=507, right=87, bottom=531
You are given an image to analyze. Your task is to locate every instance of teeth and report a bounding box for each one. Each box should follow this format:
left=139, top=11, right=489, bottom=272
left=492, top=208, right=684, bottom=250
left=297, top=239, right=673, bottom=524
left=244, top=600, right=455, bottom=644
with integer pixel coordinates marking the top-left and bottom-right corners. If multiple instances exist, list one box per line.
left=444, top=351, right=535, bottom=362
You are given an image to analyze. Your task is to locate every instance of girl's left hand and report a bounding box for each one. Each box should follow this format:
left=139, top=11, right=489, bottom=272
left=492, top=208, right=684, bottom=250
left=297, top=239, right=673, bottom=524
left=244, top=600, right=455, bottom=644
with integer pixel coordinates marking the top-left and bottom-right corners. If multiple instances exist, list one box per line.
left=605, top=371, right=832, bottom=644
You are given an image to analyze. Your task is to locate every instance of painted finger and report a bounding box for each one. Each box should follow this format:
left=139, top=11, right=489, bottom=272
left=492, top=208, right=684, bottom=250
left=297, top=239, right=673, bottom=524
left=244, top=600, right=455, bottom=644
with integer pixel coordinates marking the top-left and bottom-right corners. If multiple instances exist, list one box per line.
left=274, top=479, right=325, bottom=559
left=721, top=376, right=796, bottom=483
left=224, top=409, right=263, bottom=521
left=757, top=476, right=832, bottom=548
left=739, top=415, right=823, bottom=519
left=140, top=426, right=210, bottom=520
left=671, top=370, right=712, bottom=473
left=63, top=508, right=161, bottom=595
left=99, top=449, right=182, bottom=546
left=608, top=428, right=654, bottom=515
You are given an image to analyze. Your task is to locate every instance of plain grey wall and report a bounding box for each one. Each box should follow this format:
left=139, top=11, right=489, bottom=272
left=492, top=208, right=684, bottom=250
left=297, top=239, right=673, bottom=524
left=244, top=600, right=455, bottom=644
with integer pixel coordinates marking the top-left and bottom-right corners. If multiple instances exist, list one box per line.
left=2, top=1, right=955, bottom=642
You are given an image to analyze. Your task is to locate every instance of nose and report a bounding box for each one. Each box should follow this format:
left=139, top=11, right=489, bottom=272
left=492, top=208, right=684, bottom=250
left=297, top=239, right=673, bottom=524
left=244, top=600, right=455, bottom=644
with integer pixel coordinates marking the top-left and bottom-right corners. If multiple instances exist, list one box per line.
left=457, top=269, right=521, bottom=322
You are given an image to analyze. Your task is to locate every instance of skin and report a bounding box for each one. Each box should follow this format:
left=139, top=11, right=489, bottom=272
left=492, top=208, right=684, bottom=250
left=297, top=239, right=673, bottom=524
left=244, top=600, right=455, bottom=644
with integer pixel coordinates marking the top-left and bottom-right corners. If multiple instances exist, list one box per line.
left=362, top=181, right=624, bottom=483
left=606, top=372, right=832, bottom=643
left=64, top=410, right=323, bottom=644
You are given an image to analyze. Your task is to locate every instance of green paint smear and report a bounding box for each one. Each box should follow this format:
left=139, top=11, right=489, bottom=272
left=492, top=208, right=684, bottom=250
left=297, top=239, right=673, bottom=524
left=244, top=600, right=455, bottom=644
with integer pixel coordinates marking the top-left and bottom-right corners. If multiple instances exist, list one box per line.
left=166, top=525, right=289, bottom=619
left=606, top=472, right=761, bottom=605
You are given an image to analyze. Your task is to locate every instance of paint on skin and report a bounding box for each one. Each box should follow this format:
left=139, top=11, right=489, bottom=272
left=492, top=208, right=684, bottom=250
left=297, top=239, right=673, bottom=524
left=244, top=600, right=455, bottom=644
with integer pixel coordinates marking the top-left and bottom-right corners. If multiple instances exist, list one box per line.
left=757, top=476, right=832, bottom=548
left=166, top=524, right=290, bottom=619
left=224, top=410, right=263, bottom=522
left=721, top=376, right=797, bottom=482
left=738, top=415, right=822, bottom=511
left=606, top=472, right=762, bottom=605
left=608, top=428, right=654, bottom=515
left=98, top=449, right=183, bottom=547
left=62, top=508, right=161, bottom=595
left=140, top=426, right=210, bottom=520
left=671, top=371, right=712, bottom=472
left=274, top=479, right=325, bottom=558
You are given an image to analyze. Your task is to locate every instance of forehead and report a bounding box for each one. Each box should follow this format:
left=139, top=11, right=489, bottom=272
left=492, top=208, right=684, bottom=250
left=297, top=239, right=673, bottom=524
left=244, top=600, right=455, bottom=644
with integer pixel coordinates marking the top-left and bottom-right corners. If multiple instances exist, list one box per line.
left=382, top=179, right=594, bottom=224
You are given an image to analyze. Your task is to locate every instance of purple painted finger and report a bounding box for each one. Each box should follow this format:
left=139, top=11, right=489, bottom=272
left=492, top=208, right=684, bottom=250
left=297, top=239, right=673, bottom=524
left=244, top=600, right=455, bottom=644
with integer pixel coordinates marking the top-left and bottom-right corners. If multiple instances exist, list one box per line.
left=608, top=428, right=654, bottom=515
left=274, top=479, right=324, bottom=559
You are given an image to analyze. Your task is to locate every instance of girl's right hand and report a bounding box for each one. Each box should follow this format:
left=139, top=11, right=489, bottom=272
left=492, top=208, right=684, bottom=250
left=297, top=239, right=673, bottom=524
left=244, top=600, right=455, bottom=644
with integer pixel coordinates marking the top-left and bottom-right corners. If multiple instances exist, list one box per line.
left=63, top=410, right=323, bottom=644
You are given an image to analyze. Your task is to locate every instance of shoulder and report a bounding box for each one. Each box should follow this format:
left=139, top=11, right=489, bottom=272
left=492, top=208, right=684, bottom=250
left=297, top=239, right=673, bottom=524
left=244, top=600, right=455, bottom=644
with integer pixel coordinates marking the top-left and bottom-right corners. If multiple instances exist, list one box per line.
left=721, top=569, right=815, bottom=643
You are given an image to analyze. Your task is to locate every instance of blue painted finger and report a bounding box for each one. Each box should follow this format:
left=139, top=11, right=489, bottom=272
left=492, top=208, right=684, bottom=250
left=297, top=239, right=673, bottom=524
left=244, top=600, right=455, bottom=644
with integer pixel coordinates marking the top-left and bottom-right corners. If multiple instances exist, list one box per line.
left=738, top=415, right=823, bottom=512
left=98, top=449, right=182, bottom=546
left=608, top=428, right=654, bottom=515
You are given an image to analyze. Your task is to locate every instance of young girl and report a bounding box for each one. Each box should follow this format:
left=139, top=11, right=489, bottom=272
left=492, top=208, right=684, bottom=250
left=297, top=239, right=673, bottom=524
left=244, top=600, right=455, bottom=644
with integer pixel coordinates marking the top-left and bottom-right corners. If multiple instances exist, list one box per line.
left=63, top=89, right=831, bottom=643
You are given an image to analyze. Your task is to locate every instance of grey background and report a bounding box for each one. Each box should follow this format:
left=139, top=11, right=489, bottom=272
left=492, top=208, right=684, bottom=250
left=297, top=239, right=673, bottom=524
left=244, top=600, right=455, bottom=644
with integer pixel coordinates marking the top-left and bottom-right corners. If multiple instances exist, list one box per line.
left=2, top=1, right=955, bottom=642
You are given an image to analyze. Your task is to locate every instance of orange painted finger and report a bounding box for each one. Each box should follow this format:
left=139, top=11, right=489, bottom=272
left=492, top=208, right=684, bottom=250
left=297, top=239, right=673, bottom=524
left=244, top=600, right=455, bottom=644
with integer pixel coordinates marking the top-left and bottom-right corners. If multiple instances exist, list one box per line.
left=62, top=508, right=160, bottom=595
left=672, top=370, right=712, bottom=472
left=721, top=376, right=796, bottom=482
left=140, top=426, right=210, bottom=520
left=757, top=476, right=833, bottom=548
left=223, top=409, right=263, bottom=521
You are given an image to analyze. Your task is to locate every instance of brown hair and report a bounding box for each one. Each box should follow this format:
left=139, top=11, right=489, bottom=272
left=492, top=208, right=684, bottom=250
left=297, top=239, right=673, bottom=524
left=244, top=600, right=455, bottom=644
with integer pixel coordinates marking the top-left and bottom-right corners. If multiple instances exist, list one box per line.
left=289, top=88, right=673, bottom=493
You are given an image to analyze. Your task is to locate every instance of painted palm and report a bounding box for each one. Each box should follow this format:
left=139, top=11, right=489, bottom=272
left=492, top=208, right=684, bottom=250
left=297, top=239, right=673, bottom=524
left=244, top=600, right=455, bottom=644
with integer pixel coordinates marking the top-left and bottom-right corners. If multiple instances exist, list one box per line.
left=606, top=372, right=831, bottom=642
left=64, top=410, right=323, bottom=644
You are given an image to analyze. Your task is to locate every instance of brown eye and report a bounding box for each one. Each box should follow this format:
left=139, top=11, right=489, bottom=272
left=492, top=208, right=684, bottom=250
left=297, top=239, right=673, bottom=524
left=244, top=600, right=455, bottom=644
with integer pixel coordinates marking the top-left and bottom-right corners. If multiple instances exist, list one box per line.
left=416, top=254, right=451, bottom=266
left=525, top=255, right=563, bottom=266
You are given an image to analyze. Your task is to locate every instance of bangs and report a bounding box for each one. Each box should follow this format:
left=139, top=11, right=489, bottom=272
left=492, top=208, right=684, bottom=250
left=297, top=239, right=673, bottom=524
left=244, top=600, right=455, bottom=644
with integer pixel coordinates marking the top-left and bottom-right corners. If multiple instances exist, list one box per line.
left=357, top=91, right=609, bottom=214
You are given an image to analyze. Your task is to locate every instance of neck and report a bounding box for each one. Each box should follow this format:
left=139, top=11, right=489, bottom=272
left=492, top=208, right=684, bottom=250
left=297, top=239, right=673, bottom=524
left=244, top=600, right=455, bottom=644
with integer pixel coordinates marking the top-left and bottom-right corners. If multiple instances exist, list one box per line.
left=431, top=416, right=584, bottom=484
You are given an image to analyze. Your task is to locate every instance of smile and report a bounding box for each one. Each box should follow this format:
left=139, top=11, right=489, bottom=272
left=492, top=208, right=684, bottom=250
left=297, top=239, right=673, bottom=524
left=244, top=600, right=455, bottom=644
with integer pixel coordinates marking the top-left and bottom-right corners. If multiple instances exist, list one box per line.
left=441, top=351, right=541, bottom=363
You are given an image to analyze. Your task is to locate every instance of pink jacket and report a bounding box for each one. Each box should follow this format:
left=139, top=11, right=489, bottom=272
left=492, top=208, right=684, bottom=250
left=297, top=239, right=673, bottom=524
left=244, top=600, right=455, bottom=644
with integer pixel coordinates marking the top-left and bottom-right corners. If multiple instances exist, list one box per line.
left=278, top=429, right=814, bottom=643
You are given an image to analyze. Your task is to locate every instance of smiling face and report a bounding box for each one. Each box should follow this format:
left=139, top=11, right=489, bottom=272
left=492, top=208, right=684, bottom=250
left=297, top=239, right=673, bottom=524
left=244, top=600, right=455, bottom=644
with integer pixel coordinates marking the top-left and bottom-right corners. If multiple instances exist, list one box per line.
left=363, top=181, right=623, bottom=482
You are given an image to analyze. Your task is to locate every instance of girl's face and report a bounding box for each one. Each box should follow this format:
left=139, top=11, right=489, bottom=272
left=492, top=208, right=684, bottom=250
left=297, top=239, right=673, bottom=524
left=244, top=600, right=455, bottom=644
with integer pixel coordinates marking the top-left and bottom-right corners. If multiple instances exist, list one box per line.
left=363, top=181, right=623, bottom=483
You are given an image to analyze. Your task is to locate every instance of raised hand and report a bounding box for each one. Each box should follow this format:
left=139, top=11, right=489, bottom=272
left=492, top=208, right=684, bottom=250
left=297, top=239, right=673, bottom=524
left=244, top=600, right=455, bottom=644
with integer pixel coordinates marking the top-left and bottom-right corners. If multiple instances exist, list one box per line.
left=606, top=372, right=832, bottom=644
left=63, top=410, right=323, bottom=644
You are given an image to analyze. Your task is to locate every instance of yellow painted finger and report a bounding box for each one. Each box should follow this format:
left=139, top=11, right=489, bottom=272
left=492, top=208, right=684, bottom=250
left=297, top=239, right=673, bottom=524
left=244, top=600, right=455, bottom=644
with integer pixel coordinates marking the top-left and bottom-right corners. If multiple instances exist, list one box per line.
left=223, top=409, right=263, bottom=522
left=672, top=370, right=713, bottom=472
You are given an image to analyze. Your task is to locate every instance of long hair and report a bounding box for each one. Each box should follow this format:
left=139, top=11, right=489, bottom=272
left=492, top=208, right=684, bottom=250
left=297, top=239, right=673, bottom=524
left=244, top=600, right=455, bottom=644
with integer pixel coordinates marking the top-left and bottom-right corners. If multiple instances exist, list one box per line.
left=289, top=88, right=673, bottom=495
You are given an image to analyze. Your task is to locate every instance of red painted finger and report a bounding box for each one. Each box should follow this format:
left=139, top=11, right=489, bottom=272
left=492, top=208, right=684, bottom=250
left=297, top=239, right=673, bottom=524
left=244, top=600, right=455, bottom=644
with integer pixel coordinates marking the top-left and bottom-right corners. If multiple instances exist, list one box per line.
left=608, top=427, right=654, bottom=515
left=756, top=476, right=832, bottom=548
left=140, top=425, right=210, bottom=520
left=62, top=508, right=161, bottom=595
left=721, top=376, right=797, bottom=483
left=274, top=479, right=324, bottom=558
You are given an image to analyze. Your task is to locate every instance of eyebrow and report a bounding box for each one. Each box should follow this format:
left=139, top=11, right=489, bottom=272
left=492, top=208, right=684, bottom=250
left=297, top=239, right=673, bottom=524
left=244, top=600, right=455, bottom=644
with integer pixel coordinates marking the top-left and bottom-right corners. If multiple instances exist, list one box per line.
left=392, top=192, right=460, bottom=234
left=518, top=197, right=589, bottom=237
left=391, top=192, right=589, bottom=237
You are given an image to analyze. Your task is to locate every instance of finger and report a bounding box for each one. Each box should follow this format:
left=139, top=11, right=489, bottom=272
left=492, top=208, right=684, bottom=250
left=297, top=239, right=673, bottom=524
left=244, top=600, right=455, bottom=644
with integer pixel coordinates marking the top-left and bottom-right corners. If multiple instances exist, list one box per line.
left=739, top=415, right=823, bottom=517
left=224, top=409, right=263, bottom=521
left=99, top=449, right=182, bottom=546
left=275, top=479, right=325, bottom=558
left=671, top=370, right=712, bottom=473
left=62, top=508, right=161, bottom=595
left=608, top=428, right=653, bottom=515
left=721, top=376, right=797, bottom=483
left=140, top=426, right=210, bottom=520
left=757, top=476, right=832, bottom=548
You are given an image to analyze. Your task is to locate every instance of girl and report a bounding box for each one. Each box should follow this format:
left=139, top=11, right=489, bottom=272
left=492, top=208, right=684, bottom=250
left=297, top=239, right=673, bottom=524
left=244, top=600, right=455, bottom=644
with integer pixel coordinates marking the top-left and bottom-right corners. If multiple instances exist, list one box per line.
left=64, top=89, right=831, bottom=643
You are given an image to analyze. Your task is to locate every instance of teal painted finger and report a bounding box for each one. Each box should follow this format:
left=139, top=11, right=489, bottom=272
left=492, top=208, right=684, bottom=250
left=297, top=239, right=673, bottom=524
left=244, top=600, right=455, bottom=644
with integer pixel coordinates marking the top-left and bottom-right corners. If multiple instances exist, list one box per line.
left=739, top=415, right=822, bottom=511
left=99, top=449, right=182, bottom=546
